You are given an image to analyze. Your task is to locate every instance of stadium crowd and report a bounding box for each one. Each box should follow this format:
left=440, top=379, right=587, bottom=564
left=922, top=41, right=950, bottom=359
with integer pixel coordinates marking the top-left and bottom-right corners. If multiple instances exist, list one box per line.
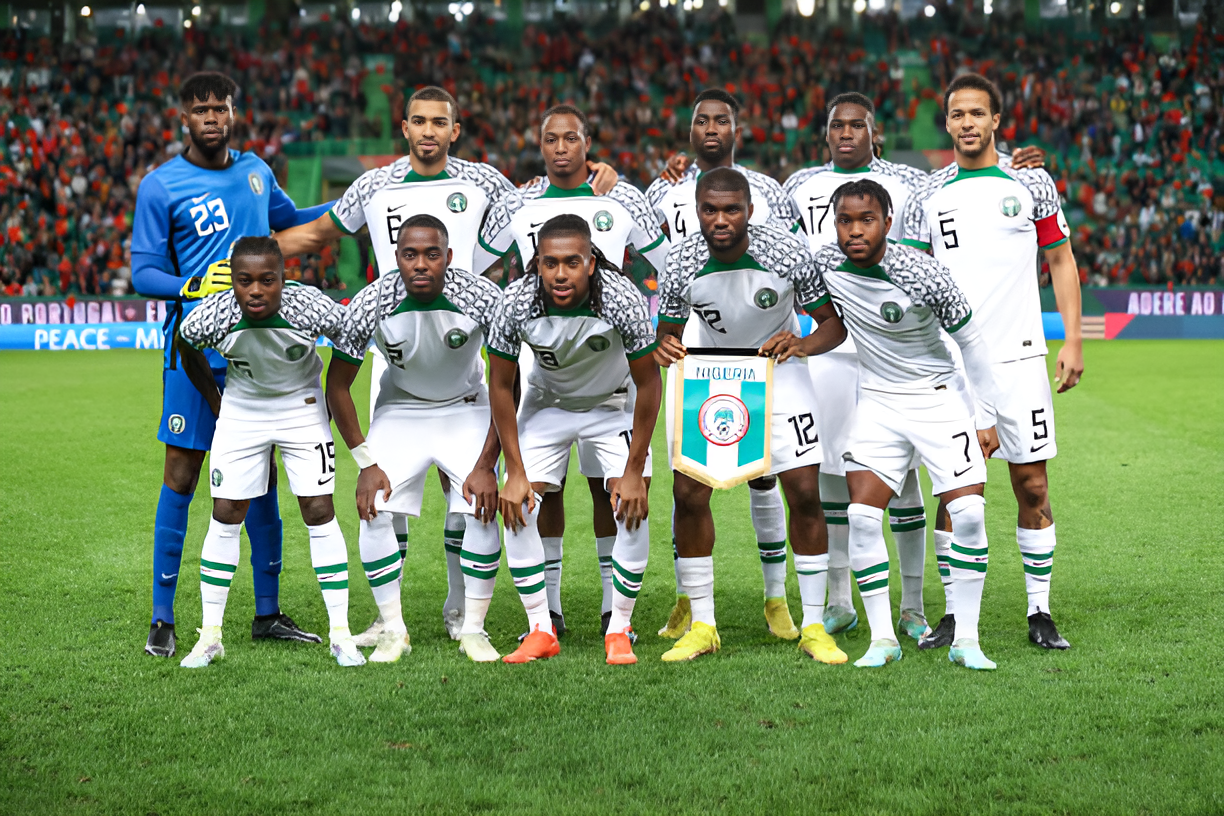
left=2, top=9, right=1222, bottom=295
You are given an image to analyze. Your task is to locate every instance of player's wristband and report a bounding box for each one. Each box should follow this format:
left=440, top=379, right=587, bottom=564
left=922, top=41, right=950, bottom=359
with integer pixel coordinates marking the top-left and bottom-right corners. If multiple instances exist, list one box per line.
left=351, top=442, right=377, bottom=470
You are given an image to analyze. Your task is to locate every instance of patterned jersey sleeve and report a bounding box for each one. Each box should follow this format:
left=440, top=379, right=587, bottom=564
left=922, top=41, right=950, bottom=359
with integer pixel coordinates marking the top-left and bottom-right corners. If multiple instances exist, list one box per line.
left=178, top=291, right=240, bottom=349
left=601, top=271, right=658, bottom=360
left=1017, top=167, right=1071, bottom=250
left=283, top=284, right=345, bottom=343
left=900, top=181, right=934, bottom=250
left=328, top=161, right=399, bottom=235
left=750, top=170, right=803, bottom=231
left=452, top=157, right=516, bottom=203
left=751, top=226, right=828, bottom=310
left=644, top=175, right=671, bottom=226
left=611, top=183, right=667, bottom=251
left=446, top=267, right=504, bottom=332
left=889, top=247, right=973, bottom=333
left=485, top=278, right=532, bottom=360
left=477, top=190, right=520, bottom=260
left=331, top=277, right=388, bottom=364
left=657, top=238, right=698, bottom=326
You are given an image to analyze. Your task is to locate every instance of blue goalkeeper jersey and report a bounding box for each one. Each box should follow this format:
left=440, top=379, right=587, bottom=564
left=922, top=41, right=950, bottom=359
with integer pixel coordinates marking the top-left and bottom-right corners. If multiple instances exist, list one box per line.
left=131, top=149, right=305, bottom=369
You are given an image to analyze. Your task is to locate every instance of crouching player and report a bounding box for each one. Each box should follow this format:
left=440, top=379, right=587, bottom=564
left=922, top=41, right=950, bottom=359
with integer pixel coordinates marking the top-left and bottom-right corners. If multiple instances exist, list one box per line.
left=326, top=215, right=505, bottom=663
left=175, top=237, right=363, bottom=668
left=654, top=167, right=848, bottom=663
left=487, top=214, right=661, bottom=665
left=816, top=179, right=1002, bottom=670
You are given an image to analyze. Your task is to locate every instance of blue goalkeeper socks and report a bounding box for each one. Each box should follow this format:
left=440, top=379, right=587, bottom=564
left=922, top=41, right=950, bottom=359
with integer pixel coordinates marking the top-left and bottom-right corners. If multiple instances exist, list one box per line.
left=246, top=488, right=284, bottom=618
left=152, top=484, right=193, bottom=625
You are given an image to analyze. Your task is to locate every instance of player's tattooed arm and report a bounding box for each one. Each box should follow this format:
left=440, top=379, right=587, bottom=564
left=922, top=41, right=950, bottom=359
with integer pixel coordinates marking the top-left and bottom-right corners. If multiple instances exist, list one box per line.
left=324, top=356, right=391, bottom=521
left=175, top=336, right=222, bottom=417
left=612, top=354, right=662, bottom=531
left=653, top=319, right=687, bottom=367
left=462, top=421, right=502, bottom=525
left=1045, top=239, right=1084, bottom=393
left=488, top=354, right=533, bottom=531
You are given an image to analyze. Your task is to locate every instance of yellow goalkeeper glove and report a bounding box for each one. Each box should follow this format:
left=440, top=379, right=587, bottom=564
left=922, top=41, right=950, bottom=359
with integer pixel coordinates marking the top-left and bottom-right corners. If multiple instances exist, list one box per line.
left=180, top=259, right=233, bottom=300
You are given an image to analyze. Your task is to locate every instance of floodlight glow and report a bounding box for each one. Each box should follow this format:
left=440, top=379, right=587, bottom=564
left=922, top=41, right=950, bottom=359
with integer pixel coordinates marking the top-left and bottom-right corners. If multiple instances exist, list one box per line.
left=80, top=5, right=91, bottom=16
left=923, top=3, right=935, bottom=14
left=797, top=0, right=816, bottom=14
left=183, top=18, right=191, bottom=26
left=192, top=5, right=200, bottom=15
left=136, top=3, right=145, bottom=13
left=351, top=6, right=360, bottom=18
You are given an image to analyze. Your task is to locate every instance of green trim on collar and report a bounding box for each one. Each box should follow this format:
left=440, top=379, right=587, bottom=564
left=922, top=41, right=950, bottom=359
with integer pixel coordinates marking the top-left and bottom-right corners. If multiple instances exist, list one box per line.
left=233, top=314, right=294, bottom=331
left=696, top=253, right=768, bottom=279
left=392, top=294, right=462, bottom=315
left=328, top=209, right=354, bottom=235
left=943, top=165, right=1012, bottom=186
left=898, top=238, right=931, bottom=251
left=540, top=182, right=594, bottom=199
left=544, top=301, right=598, bottom=318
left=639, top=234, right=666, bottom=252
left=834, top=259, right=891, bottom=283
left=833, top=164, right=872, bottom=175
left=478, top=234, right=506, bottom=258
left=946, top=311, right=973, bottom=334
left=401, top=169, right=451, bottom=183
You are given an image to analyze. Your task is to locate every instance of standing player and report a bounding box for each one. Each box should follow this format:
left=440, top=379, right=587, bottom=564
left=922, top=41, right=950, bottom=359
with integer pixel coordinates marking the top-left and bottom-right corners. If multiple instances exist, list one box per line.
left=174, top=237, right=362, bottom=668
left=902, top=74, right=1082, bottom=650
left=132, top=72, right=334, bottom=657
left=654, top=168, right=848, bottom=663
left=783, top=92, right=935, bottom=641
left=645, top=88, right=805, bottom=642
left=325, top=216, right=505, bottom=663
left=816, top=180, right=1003, bottom=669
left=475, top=104, right=670, bottom=639
left=276, top=87, right=619, bottom=644
left=486, top=215, right=661, bottom=665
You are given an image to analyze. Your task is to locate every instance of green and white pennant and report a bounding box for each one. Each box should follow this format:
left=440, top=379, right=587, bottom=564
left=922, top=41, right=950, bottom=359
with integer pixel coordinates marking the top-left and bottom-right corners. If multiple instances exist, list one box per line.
left=672, top=353, right=773, bottom=489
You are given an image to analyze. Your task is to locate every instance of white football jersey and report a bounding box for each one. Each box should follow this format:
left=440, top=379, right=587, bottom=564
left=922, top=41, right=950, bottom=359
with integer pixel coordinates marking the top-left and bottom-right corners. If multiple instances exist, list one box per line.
left=179, top=283, right=344, bottom=418
left=645, top=162, right=802, bottom=243
left=329, top=155, right=514, bottom=276
left=784, top=157, right=927, bottom=246
left=815, top=243, right=975, bottom=393
left=902, top=160, right=1069, bottom=363
left=478, top=180, right=668, bottom=276
left=485, top=268, right=657, bottom=412
left=657, top=224, right=829, bottom=359
left=334, top=267, right=502, bottom=413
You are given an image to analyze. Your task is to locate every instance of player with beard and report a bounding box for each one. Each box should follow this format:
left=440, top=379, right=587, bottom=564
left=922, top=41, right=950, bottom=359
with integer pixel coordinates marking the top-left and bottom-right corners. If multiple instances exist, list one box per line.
left=902, top=74, right=1082, bottom=651
left=646, top=89, right=805, bottom=642
left=276, top=87, right=617, bottom=645
left=132, top=72, right=334, bottom=658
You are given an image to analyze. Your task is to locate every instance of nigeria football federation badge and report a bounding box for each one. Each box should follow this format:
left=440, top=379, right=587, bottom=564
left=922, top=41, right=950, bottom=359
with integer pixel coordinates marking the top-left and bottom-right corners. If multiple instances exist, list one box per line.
left=587, top=335, right=611, bottom=352
left=672, top=353, right=773, bottom=489
left=286, top=344, right=307, bottom=361
left=211, top=468, right=223, bottom=487
left=248, top=173, right=264, bottom=195
left=445, top=328, right=469, bottom=348
left=754, top=288, right=779, bottom=309
left=880, top=301, right=904, bottom=323
left=168, top=414, right=186, bottom=434
left=447, top=192, right=468, bottom=213
left=593, top=210, right=614, bottom=232
left=1000, top=196, right=1021, bottom=217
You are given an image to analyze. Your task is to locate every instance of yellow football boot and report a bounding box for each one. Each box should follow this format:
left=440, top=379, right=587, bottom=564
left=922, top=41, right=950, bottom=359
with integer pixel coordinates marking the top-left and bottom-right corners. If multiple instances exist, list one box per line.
left=657, top=595, right=692, bottom=639
left=798, top=623, right=848, bottom=664
left=661, top=621, right=721, bottom=662
left=764, top=597, right=800, bottom=640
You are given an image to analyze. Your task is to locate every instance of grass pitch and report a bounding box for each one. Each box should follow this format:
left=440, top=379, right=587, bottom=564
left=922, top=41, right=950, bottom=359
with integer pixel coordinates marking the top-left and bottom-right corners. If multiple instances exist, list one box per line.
left=1, top=340, right=1221, bottom=814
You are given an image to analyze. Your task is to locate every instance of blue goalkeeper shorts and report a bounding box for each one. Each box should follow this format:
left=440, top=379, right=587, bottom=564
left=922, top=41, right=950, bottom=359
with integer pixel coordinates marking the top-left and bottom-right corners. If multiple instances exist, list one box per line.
left=158, top=362, right=227, bottom=451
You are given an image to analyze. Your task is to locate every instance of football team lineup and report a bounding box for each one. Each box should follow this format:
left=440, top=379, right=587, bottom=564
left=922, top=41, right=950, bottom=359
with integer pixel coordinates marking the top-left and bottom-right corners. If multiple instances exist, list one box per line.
left=134, top=67, right=1084, bottom=672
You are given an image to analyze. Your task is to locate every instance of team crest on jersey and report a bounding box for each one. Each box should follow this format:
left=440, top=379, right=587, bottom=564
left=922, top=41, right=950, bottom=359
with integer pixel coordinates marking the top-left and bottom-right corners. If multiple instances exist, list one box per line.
left=248, top=173, right=264, bottom=196
left=445, top=328, right=470, bottom=349
left=285, top=344, right=307, bottom=361
left=211, top=468, right=223, bottom=487
left=168, top=414, right=186, bottom=434
left=754, top=288, right=779, bottom=309
left=698, top=394, right=751, bottom=446
left=880, top=301, right=904, bottom=324
left=1000, top=196, right=1021, bottom=218
left=587, top=335, right=611, bottom=352
left=593, top=210, right=614, bottom=232
left=447, top=192, right=468, bottom=213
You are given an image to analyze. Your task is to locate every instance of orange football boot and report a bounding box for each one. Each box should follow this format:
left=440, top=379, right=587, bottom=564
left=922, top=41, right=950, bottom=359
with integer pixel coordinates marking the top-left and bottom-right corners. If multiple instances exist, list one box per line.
left=605, top=629, right=637, bottom=665
left=502, top=626, right=560, bottom=664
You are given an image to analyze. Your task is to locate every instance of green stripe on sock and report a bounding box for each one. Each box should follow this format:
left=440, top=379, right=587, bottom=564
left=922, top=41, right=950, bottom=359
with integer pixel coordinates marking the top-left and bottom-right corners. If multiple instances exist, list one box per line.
left=1022, top=550, right=1055, bottom=562
left=611, top=574, right=641, bottom=599
left=951, top=542, right=988, bottom=557
left=200, top=573, right=233, bottom=587
left=826, top=517, right=849, bottom=526
left=889, top=506, right=924, bottom=516
left=362, top=552, right=401, bottom=571
left=598, top=556, right=613, bottom=564
left=200, top=559, right=237, bottom=573
left=612, top=561, right=645, bottom=583
left=313, top=562, right=347, bottom=575
left=759, top=553, right=787, bottom=564
left=444, top=529, right=464, bottom=539
left=514, top=580, right=546, bottom=595
left=461, top=549, right=500, bottom=564
left=318, top=580, right=349, bottom=590
left=822, top=501, right=850, bottom=511
left=890, top=520, right=926, bottom=532
left=367, top=567, right=402, bottom=587
left=1023, top=564, right=1053, bottom=576
left=757, top=540, right=785, bottom=550
left=443, top=543, right=462, bottom=555
left=857, top=578, right=889, bottom=593
left=395, top=533, right=408, bottom=544
left=947, top=558, right=988, bottom=573
left=853, top=562, right=889, bottom=579
left=461, top=565, right=499, bottom=578
left=509, top=564, right=544, bottom=579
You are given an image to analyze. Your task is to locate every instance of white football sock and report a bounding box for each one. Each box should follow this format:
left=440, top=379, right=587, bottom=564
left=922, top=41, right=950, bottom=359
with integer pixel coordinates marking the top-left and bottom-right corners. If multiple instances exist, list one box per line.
left=848, top=503, right=894, bottom=642
left=948, top=494, right=988, bottom=642
left=359, top=513, right=406, bottom=633
left=444, top=512, right=466, bottom=607
left=933, top=528, right=956, bottom=616
left=308, top=518, right=351, bottom=632
left=677, top=556, right=714, bottom=627
left=608, top=519, right=649, bottom=633
left=750, top=483, right=787, bottom=599
left=459, top=518, right=501, bottom=635
left=819, top=472, right=852, bottom=609
left=199, top=518, right=241, bottom=628
left=891, top=470, right=927, bottom=615
left=596, top=535, right=616, bottom=615
left=1017, top=524, right=1056, bottom=616
left=793, top=553, right=829, bottom=629
left=504, top=495, right=551, bottom=633
left=541, top=535, right=563, bottom=616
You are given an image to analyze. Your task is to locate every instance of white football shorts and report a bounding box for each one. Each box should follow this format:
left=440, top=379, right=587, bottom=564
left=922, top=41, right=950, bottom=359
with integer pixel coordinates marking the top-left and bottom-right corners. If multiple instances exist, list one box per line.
left=843, top=384, right=985, bottom=496
left=806, top=350, right=859, bottom=478
left=365, top=397, right=493, bottom=517
left=990, top=355, right=1057, bottom=464
left=518, top=393, right=651, bottom=490
left=209, top=395, right=335, bottom=501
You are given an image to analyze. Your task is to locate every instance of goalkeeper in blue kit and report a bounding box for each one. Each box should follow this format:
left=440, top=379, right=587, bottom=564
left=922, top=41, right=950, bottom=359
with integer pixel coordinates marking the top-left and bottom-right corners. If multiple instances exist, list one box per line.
left=131, top=72, right=334, bottom=657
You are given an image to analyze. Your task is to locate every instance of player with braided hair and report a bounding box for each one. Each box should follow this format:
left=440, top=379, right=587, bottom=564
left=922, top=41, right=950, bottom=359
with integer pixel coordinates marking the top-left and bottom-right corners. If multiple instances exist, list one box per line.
left=486, top=215, right=662, bottom=665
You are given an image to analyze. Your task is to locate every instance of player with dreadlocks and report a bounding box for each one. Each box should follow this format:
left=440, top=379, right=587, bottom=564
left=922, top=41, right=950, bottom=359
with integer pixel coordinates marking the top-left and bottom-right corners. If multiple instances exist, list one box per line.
left=486, top=214, right=662, bottom=666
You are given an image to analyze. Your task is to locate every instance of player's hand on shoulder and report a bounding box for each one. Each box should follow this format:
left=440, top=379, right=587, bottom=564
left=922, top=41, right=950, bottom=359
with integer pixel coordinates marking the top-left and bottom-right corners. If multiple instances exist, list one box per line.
left=611, top=474, right=649, bottom=531
left=180, top=258, right=234, bottom=300
left=356, top=464, right=392, bottom=522
left=977, top=427, right=1000, bottom=460
left=588, top=161, right=619, bottom=195
left=499, top=471, right=534, bottom=532
left=1054, top=342, right=1084, bottom=393
left=462, top=465, right=499, bottom=525
left=661, top=153, right=689, bottom=184
left=1010, top=145, right=1046, bottom=170
left=654, top=334, right=687, bottom=367
left=759, top=330, right=803, bottom=363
